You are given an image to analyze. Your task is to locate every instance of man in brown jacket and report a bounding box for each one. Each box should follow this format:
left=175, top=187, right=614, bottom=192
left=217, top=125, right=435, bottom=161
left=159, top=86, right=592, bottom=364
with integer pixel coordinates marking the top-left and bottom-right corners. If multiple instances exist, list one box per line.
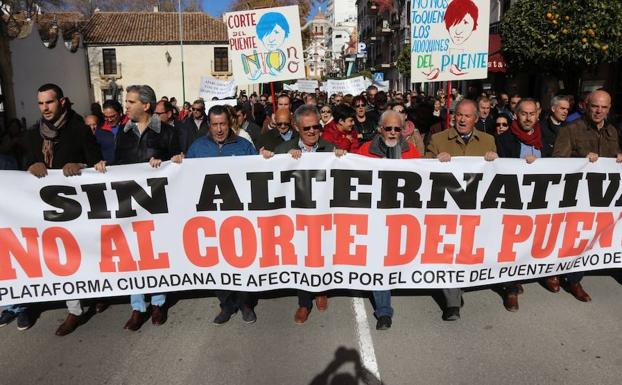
left=425, top=99, right=497, bottom=321
left=549, top=90, right=621, bottom=302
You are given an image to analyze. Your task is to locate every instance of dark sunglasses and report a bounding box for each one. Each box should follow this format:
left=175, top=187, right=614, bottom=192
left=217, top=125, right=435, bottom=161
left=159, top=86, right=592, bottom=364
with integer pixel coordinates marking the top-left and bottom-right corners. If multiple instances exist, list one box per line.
left=383, top=126, right=402, bottom=132
left=320, top=109, right=331, bottom=113
left=496, top=123, right=508, bottom=127
left=301, top=124, right=322, bottom=132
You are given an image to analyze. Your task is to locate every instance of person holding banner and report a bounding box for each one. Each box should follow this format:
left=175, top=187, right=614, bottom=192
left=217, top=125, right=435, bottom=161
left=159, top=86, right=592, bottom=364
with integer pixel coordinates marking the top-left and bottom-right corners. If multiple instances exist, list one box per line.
left=550, top=90, right=621, bottom=302
left=22, top=83, right=105, bottom=335
left=260, top=105, right=346, bottom=324
left=185, top=105, right=258, bottom=324
left=425, top=99, right=497, bottom=321
left=98, top=84, right=183, bottom=331
left=495, top=98, right=544, bottom=311
left=357, top=109, right=421, bottom=330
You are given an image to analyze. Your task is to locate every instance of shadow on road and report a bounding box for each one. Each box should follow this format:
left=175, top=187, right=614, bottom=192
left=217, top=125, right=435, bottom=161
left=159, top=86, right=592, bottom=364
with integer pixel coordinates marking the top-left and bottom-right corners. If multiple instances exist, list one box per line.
left=308, top=346, right=384, bottom=385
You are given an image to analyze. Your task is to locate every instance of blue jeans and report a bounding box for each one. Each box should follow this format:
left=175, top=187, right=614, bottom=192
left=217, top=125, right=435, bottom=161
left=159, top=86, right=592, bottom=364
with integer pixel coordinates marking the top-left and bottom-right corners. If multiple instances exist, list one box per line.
left=2, top=304, right=27, bottom=314
left=372, top=290, right=393, bottom=318
left=131, top=294, right=165, bottom=312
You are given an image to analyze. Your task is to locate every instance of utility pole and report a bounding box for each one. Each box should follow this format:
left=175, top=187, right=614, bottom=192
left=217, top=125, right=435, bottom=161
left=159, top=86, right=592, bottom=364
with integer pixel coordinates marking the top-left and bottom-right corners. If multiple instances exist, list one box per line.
left=178, top=0, right=186, bottom=103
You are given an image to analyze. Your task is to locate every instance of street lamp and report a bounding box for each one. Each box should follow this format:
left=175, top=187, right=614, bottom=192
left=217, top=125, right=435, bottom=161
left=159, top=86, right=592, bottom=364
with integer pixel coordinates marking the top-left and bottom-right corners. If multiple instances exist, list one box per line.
left=178, top=0, right=186, bottom=103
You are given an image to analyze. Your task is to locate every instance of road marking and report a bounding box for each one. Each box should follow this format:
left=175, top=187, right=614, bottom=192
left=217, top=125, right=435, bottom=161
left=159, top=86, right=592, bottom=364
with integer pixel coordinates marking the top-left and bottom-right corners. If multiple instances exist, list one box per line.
left=352, top=297, right=382, bottom=384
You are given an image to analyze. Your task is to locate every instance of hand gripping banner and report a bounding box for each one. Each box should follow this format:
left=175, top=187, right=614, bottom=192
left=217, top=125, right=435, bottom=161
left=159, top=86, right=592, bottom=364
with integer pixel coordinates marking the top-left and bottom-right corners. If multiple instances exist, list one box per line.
left=1, top=154, right=621, bottom=305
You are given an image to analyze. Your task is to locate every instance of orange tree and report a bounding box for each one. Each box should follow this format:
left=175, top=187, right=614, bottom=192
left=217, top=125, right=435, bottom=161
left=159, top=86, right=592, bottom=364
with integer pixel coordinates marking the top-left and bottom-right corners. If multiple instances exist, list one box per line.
left=500, top=1, right=622, bottom=83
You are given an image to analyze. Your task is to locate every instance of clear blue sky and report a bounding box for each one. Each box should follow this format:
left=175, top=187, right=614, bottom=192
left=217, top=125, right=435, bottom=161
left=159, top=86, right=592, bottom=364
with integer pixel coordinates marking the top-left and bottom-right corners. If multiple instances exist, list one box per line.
left=203, top=0, right=235, bottom=17
left=203, top=1, right=320, bottom=19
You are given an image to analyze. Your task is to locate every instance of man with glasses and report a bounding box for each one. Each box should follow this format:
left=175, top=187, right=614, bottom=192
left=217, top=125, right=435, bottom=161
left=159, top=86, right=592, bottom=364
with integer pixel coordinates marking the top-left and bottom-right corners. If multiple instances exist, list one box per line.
left=178, top=99, right=209, bottom=153
left=97, top=100, right=127, bottom=164
left=357, top=110, right=421, bottom=330
left=260, top=105, right=345, bottom=324
left=426, top=99, right=497, bottom=321
left=256, top=108, right=298, bottom=151
left=155, top=100, right=175, bottom=126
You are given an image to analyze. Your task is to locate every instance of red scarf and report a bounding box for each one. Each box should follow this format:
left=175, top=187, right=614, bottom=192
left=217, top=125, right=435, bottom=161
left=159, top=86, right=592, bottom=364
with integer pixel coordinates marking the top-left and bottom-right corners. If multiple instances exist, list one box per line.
left=510, top=120, right=542, bottom=149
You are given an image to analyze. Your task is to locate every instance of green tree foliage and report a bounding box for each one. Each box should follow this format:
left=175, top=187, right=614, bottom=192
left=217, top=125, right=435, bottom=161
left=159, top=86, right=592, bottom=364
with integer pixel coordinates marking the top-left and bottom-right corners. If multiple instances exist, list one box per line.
left=501, top=1, right=622, bottom=72
left=396, top=47, right=411, bottom=78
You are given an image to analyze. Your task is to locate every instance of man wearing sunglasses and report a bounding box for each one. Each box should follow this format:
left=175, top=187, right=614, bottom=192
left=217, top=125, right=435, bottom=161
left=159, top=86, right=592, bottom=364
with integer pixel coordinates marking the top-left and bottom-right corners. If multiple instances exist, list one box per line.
left=178, top=99, right=209, bottom=153
left=256, top=108, right=298, bottom=151
left=357, top=110, right=421, bottom=331
left=426, top=99, right=497, bottom=322
left=260, top=105, right=345, bottom=324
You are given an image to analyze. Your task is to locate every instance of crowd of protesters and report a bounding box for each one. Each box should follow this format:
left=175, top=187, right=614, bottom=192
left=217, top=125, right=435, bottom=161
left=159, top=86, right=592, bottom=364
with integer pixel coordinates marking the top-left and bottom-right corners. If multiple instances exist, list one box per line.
left=0, top=81, right=621, bottom=334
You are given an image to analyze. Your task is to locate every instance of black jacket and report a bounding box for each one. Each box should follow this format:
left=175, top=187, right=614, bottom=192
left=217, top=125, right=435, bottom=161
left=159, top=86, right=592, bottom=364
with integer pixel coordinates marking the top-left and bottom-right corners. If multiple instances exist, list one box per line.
left=177, top=116, right=209, bottom=153
left=114, top=117, right=180, bottom=165
left=540, top=117, right=564, bottom=158
left=24, top=110, right=103, bottom=169
left=496, top=129, right=546, bottom=159
left=274, top=138, right=335, bottom=154
left=256, top=128, right=299, bottom=151
left=476, top=115, right=495, bottom=136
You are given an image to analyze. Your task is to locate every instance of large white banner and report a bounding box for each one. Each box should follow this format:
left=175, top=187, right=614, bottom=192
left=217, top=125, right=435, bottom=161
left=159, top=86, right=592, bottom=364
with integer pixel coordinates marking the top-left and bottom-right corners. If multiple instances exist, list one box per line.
left=224, top=5, right=305, bottom=85
left=198, top=77, right=237, bottom=100
left=411, top=0, right=490, bottom=83
left=1, top=155, right=621, bottom=305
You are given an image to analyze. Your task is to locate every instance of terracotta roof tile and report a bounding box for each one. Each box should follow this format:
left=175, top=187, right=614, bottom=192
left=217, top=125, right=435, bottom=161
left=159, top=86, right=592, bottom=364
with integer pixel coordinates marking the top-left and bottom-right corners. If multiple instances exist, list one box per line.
left=82, top=12, right=227, bottom=45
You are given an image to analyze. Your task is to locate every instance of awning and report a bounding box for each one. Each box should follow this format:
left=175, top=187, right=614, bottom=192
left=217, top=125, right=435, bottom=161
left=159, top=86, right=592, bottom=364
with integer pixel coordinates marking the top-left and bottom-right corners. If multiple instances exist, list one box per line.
left=488, top=34, right=507, bottom=73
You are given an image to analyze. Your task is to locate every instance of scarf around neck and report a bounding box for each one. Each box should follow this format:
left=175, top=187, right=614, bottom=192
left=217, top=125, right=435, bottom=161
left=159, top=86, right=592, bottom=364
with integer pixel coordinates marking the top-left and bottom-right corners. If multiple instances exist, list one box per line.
left=40, top=108, right=69, bottom=167
left=510, top=119, right=542, bottom=149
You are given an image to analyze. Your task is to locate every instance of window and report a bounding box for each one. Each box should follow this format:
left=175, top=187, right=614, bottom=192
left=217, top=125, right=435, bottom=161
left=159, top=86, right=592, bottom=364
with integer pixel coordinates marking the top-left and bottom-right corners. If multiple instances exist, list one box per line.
left=214, top=47, right=228, bottom=72
left=102, top=48, right=117, bottom=75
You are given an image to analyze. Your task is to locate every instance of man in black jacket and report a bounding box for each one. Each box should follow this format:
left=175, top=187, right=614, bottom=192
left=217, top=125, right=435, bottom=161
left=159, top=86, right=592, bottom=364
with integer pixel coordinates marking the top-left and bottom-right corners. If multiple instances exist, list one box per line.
left=24, top=83, right=104, bottom=336
left=475, top=96, right=496, bottom=135
left=177, top=99, right=209, bottom=153
left=540, top=95, right=570, bottom=157
left=100, top=84, right=182, bottom=331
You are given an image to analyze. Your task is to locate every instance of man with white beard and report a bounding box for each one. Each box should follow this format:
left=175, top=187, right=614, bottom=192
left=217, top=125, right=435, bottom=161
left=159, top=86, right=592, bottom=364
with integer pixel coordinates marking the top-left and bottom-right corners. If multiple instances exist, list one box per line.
left=356, top=109, right=421, bottom=330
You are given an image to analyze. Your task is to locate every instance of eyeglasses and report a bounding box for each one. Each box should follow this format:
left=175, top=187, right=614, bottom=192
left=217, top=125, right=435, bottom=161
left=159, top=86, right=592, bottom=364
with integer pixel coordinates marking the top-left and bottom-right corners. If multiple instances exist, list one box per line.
left=321, top=109, right=331, bottom=113
left=496, top=122, right=508, bottom=127
left=301, top=124, right=322, bottom=132
left=383, top=126, right=402, bottom=132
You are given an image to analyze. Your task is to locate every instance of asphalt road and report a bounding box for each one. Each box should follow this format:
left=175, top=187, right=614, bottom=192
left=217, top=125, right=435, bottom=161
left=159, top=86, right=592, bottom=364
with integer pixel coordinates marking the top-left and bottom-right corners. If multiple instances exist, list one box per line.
left=1, top=273, right=621, bottom=385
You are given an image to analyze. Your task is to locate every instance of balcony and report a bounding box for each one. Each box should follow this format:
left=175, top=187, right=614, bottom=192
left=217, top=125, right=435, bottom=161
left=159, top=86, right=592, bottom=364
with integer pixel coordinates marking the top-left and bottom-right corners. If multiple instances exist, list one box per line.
left=378, top=20, right=392, bottom=35
left=211, top=60, right=233, bottom=76
left=98, top=63, right=122, bottom=80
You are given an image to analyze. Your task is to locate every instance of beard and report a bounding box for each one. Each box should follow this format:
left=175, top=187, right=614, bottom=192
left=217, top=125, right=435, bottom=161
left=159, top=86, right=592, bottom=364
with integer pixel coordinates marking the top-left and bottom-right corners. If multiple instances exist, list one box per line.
left=384, top=138, right=399, bottom=147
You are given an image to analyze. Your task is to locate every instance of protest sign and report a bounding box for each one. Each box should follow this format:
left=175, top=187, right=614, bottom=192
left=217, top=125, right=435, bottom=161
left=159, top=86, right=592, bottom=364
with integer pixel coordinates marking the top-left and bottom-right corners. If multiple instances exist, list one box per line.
left=225, top=5, right=305, bottom=85
left=1, top=155, right=622, bottom=305
left=410, top=0, right=490, bottom=83
left=297, top=80, right=319, bottom=93
left=198, top=77, right=236, bottom=100
left=325, top=77, right=367, bottom=96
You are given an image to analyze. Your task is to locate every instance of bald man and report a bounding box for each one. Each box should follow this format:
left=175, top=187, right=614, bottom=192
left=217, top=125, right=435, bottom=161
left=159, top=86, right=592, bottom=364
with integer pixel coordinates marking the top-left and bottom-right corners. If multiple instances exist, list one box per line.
left=551, top=90, right=621, bottom=302
left=255, top=108, right=298, bottom=151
